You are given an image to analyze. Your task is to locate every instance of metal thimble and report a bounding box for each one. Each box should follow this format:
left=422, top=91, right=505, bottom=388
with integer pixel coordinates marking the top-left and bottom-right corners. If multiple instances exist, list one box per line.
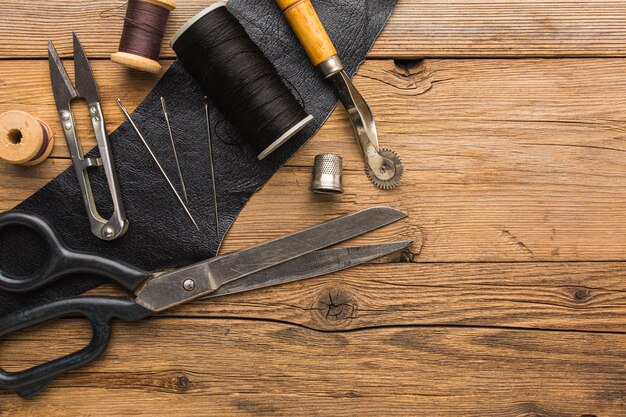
left=311, top=154, right=344, bottom=194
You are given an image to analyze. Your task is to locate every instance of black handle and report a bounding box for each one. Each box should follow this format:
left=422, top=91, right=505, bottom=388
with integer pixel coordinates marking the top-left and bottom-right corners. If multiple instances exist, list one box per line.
left=0, top=296, right=153, bottom=398
left=0, top=211, right=151, bottom=292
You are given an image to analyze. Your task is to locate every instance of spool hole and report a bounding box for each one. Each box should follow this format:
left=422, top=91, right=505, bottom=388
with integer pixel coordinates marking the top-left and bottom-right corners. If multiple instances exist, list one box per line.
left=7, top=129, right=23, bottom=145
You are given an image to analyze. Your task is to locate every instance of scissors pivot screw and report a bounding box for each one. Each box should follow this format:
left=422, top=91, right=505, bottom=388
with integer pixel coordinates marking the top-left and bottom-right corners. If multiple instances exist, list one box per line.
left=183, top=279, right=196, bottom=292
left=102, top=226, right=115, bottom=239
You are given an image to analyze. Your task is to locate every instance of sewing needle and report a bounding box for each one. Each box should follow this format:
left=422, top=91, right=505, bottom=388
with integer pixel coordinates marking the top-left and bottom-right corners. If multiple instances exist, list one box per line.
left=160, top=97, right=188, bottom=203
left=117, top=99, right=200, bottom=231
left=205, top=96, right=219, bottom=237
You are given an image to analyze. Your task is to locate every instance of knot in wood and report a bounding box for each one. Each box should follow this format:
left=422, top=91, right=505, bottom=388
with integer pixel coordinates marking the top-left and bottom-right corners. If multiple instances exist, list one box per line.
left=573, top=287, right=590, bottom=302
left=314, top=287, right=357, bottom=326
left=173, top=374, right=190, bottom=392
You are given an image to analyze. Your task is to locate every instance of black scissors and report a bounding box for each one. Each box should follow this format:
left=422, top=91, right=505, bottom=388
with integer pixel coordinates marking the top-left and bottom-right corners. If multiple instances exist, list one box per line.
left=0, top=207, right=411, bottom=398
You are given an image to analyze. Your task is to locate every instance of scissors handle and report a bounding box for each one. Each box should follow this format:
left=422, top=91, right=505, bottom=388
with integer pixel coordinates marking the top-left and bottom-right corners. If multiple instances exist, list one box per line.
left=0, top=296, right=152, bottom=398
left=0, top=211, right=150, bottom=293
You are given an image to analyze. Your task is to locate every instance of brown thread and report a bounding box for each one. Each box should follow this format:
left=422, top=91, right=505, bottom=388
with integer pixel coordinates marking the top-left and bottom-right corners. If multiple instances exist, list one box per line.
left=28, top=122, right=51, bottom=162
left=118, top=0, right=170, bottom=60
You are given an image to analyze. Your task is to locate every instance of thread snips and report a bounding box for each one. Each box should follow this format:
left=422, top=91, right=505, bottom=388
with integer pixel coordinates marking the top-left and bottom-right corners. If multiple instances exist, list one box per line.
left=48, top=33, right=128, bottom=240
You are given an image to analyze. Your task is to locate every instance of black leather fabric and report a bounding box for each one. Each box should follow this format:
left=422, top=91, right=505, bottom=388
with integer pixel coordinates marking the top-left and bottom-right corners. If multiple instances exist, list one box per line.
left=0, top=0, right=397, bottom=315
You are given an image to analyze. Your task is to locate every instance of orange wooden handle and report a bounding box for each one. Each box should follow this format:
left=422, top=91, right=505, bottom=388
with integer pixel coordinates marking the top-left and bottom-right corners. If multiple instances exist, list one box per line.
left=276, top=0, right=337, bottom=66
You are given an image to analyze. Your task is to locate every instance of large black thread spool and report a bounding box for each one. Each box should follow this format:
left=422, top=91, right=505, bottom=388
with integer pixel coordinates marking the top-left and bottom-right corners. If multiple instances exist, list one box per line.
left=170, top=2, right=313, bottom=160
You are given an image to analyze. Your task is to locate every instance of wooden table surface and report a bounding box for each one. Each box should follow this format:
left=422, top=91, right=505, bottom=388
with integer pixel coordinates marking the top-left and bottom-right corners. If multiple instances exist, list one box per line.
left=1, top=1, right=626, bottom=415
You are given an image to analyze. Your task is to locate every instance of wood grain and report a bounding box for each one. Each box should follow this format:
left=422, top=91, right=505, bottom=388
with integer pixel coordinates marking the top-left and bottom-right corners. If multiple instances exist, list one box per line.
left=0, top=318, right=624, bottom=416
left=1, top=0, right=626, bottom=59
left=86, top=262, right=626, bottom=333
left=6, top=57, right=626, bottom=163
left=2, top=1, right=626, bottom=415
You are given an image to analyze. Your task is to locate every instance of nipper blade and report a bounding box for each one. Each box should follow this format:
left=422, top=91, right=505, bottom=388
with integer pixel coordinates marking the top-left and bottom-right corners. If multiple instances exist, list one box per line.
left=72, top=33, right=101, bottom=105
left=47, top=41, right=78, bottom=111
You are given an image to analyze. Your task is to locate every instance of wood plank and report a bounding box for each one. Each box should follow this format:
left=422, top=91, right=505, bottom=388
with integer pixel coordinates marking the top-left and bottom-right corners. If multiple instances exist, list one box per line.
left=377, top=0, right=626, bottom=58
left=2, top=1, right=626, bottom=59
left=4, top=156, right=626, bottom=262
left=0, top=318, right=624, bottom=416
left=5, top=57, right=626, bottom=161
left=2, top=58, right=626, bottom=262
left=88, top=262, right=626, bottom=333
left=5, top=56, right=626, bottom=163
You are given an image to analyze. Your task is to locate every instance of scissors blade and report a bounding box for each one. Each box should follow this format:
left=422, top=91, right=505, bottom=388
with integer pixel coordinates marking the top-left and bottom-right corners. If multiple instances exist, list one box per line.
left=208, top=241, right=413, bottom=298
left=135, top=206, right=407, bottom=312
left=208, top=206, right=407, bottom=286
left=72, top=33, right=101, bottom=105
left=48, top=41, right=78, bottom=111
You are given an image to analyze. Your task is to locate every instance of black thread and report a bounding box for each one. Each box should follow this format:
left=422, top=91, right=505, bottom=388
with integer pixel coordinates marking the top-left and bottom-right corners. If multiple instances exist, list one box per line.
left=172, top=5, right=311, bottom=158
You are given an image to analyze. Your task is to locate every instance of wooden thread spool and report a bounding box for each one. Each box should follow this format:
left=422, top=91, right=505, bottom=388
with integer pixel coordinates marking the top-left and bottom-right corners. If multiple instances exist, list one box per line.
left=111, top=0, right=176, bottom=73
left=0, top=111, right=55, bottom=166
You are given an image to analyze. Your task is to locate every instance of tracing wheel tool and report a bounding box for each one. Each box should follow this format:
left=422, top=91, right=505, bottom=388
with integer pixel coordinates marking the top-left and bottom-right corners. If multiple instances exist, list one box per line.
left=277, top=0, right=404, bottom=189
